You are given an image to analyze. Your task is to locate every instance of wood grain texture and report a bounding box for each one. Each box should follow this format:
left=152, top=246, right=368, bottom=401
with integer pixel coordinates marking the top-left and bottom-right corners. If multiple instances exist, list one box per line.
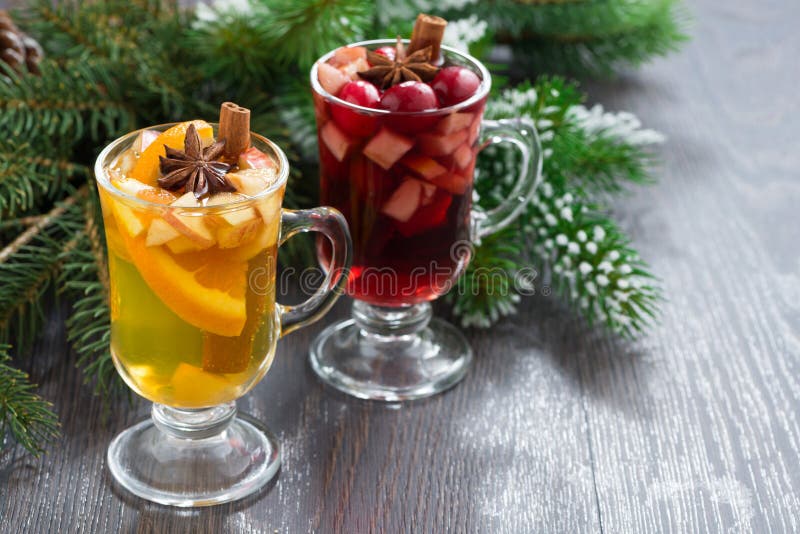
left=2, top=0, right=800, bottom=532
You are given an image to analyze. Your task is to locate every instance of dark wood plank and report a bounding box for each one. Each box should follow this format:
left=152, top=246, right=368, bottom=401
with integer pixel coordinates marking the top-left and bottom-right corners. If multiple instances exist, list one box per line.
left=1, top=295, right=601, bottom=533
left=575, top=1, right=800, bottom=531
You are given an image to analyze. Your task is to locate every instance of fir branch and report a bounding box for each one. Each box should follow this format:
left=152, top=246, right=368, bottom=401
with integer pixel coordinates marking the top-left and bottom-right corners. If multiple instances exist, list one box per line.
left=527, top=184, right=661, bottom=337
left=450, top=225, right=528, bottom=328
left=0, top=344, right=60, bottom=457
left=400, top=0, right=688, bottom=76
left=0, top=190, right=84, bottom=355
left=460, top=78, right=663, bottom=336
left=507, top=8, right=688, bottom=78
left=273, top=77, right=320, bottom=161
left=257, top=0, right=374, bottom=70
left=0, top=141, right=87, bottom=219
left=547, top=105, right=665, bottom=196
left=19, top=0, right=203, bottom=125
left=186, top=5, right=278, bottom=87
left=0, top=59, right=134, bottom=142
left=189, top=0, right=374, bottom=84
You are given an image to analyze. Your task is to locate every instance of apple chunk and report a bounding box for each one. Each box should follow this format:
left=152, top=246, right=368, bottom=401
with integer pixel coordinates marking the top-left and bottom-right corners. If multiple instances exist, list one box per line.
left=226, top=169, right=283, bottom=225
left=113, top=177, right=176, bottom=205
left=330, top=46, right=367, bottom=67
left=146, top=218, right=180, bottom=246
left=468, top=114, right=482, bottom=146
left=435, top=112, right=474, bottom=135
left=381, top=179, right=422, bottom=223
left=401, top=154, right=448, bottom=180
left=453, top=143, right=474, bottom=170
left=112, top=177, right=150, bottom=197
left=417, top=129, right=468, bottom=157
left=216, top=218, right=261, bottom=248
left=132, top=129, right=160, bottom=153
left=317, top=62, right=349, bottom=96
left=238, top=147, right=276, bottom=171
left=363, top=128, right=414, bottom=169
left=320, top=121, right=353, bottom=162
left=163, top=193, right=215, bottom=248
left=206, top=192, right=262, bottom=248
left=227, top=168, right=278, bottom=196
left=110, top=201, right=145, bottom=238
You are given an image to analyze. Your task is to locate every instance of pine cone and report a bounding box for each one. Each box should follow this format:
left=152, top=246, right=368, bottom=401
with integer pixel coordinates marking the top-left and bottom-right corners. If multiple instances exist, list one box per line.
left=0, top=10, right=43, bottom=74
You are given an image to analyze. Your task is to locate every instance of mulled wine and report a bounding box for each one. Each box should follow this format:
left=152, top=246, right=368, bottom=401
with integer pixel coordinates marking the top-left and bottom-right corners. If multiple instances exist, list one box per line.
left=309, top=14, right=541, bottom=402
left=314, top=39, right=487, bottom=305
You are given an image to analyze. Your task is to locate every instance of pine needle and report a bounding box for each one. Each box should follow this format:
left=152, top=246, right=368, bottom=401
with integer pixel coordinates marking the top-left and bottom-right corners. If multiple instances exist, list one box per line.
left=0, top=190, right=85, bottom=354
left=0, top=344, right=60, bottom=457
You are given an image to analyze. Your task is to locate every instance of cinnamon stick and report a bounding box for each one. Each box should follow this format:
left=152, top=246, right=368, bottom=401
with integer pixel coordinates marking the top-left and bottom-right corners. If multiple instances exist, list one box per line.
left=408, top=13, right=447, bottom=64
left=218, top=101, right=251, bottom=160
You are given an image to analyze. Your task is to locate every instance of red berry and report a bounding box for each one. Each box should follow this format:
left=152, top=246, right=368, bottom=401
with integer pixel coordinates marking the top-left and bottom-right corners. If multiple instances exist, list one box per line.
left=339, top=80, right=381, bottom=107
left=331, top=80, right=380, bottom=137
left=374, top=46, right=396, bottom=61
left=379, top=81, right=438, bottom=113
left=432, top=66, right=482, bottom=107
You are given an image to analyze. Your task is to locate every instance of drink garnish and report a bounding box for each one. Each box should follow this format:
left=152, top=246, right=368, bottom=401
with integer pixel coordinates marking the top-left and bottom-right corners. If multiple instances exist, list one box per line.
left=158, top=123, right=234, bottom=199
left=407, top=14, right=447, bottom=63
left=357, top=36, right=439, bottom=90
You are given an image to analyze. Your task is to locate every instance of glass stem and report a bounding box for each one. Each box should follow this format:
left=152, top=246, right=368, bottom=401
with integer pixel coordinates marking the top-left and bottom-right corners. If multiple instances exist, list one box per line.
left=352, top=301, right=432, bottom=338
left=152, top=402, right=237, bottom=440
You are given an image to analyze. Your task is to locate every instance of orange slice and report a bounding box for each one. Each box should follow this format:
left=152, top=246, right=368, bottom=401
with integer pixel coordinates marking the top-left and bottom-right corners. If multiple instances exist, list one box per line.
left=130, top=120, right=214, bottom=186
left=170, top=363, right=233, bottom=407
left=119, top=232, right=247, bottom=337
left=137, top=187, right=177, bottom=205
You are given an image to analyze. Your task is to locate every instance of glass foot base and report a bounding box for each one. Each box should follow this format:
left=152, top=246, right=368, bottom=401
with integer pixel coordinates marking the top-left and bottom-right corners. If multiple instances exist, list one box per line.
left=310, top=313, right=473, bottom=402
left=107, top=409, right=280, bottom=507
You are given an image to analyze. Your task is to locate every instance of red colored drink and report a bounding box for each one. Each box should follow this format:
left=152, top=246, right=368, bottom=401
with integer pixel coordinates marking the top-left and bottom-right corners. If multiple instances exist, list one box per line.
left=313, top=43, right=488, bottom=306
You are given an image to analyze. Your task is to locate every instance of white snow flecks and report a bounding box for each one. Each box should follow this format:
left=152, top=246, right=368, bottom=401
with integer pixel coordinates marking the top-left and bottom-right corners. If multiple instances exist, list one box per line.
left=443, top=15, right=488, bottom=52
left=567, top=104, right=666, bottom=146
left=647, top=475, right=754, bottom=531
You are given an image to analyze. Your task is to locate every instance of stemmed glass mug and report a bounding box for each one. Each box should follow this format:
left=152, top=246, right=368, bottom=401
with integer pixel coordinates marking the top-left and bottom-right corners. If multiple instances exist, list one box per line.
left=309, top=40, right=542, bottom=401
left=95, top=124, right=351, bottom=506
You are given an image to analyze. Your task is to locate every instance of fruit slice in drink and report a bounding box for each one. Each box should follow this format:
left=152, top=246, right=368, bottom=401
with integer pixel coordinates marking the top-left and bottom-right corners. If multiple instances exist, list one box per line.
left=130, top=120, right=214, bottom=185
left=118, top=229, right=248, bottom=337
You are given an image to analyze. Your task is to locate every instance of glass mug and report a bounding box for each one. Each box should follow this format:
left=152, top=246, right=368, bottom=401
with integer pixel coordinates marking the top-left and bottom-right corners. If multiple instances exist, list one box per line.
left=309, top=40, right=542, bottom=401
left=95, top=124, right=351, bottom=506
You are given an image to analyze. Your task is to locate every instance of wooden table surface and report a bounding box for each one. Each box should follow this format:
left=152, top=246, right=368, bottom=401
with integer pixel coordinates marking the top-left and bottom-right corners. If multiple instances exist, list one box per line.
left=2, top=1, right=800, bottom=532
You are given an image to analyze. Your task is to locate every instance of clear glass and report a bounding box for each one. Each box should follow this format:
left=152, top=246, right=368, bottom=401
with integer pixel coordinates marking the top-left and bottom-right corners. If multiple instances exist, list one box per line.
left=96, top=124, right=351, bottom=506
left=309, top=40, right=542, bottom=401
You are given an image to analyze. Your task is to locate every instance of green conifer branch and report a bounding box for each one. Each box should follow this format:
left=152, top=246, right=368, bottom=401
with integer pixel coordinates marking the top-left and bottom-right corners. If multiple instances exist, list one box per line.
left=0, top=344, right=60, bottom=457
left=459, top=78, right=663, bottom=336
left=388, top=0, right=688, bottom=76
left=256, top=0, right=374, bottom=70
left=20, top=0, right=203, bottom=125
left=0, top=141, right=87, bottom=219
left=0, top=191, right=85, bottom=354
left=0, top=59, right=135, bottom=143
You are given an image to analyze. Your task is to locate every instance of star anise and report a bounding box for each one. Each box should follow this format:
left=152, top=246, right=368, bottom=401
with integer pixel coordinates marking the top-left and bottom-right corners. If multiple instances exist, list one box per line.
left=158, top=123, right=234, bottom=199
left=357, top=37, right=439, bottom=90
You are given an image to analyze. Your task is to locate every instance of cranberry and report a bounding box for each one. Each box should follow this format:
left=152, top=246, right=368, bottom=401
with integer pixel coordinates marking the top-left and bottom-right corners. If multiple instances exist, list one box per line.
left=379, top=81, right=438, bottom=113
left=331, top=80, right=381, bottom=137
left=432, top=66, right=482, bottom=107
left=374, top=46, right=396, bottom=61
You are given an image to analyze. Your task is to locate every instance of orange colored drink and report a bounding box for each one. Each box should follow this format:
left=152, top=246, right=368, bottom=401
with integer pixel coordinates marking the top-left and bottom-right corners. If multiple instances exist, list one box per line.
left=99, top=122, right=284, bottom=408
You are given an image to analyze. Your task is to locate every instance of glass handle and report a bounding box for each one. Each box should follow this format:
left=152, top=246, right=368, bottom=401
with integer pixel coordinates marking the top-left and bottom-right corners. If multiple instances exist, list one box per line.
left=474, top=118, right=543, bottom=238
left=277, top=207, right=352, bottom=336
